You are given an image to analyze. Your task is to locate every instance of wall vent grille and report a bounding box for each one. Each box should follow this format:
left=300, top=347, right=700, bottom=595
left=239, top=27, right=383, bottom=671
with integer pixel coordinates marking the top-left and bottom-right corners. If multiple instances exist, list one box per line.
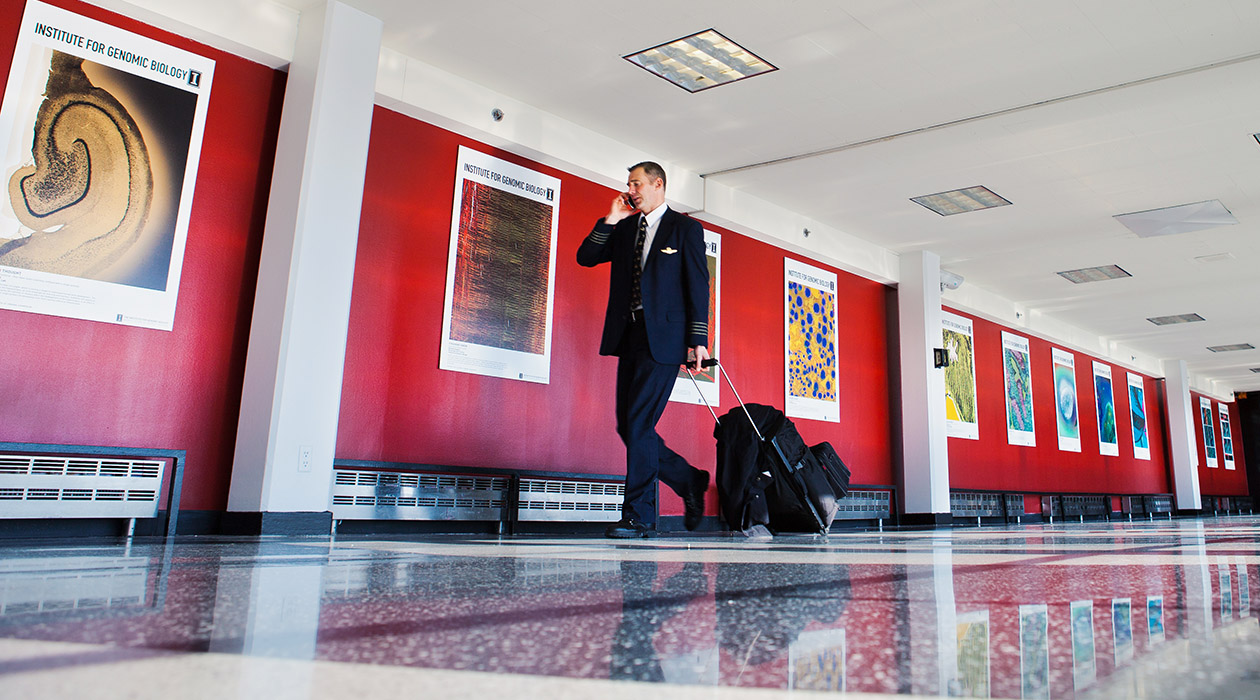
left=0, top=455, right=166, bottom=519
left=835, top=490, right=892, bottom=520
left=950, top=491, right=1005, bottom=517
left=330, top=467, right=510, bottom=521
left=517, top=478, right=625, bottom=522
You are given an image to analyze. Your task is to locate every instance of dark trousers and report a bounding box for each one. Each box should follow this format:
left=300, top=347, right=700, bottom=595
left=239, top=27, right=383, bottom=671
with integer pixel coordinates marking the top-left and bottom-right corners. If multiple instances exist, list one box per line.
left=616, top=316, right=696, bottom=525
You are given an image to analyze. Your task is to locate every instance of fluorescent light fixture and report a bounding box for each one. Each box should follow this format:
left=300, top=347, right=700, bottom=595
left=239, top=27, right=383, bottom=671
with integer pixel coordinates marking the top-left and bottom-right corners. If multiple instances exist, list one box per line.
left=1207, top=343, right=1254, bottom=353
left=911, top=186, right=1011, bottom=216
left=1056, top=265, right=1132, bottom=284
left=1147, top=313, right=1205, bottom=326
left=1114, top=200, right=1238, bottom=238
left=624, top=29, right=776, bottom=93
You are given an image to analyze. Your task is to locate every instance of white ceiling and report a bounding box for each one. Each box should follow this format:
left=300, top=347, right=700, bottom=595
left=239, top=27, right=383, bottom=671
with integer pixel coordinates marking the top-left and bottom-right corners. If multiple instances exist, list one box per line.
left=164, top=0, right=1260, bottom=393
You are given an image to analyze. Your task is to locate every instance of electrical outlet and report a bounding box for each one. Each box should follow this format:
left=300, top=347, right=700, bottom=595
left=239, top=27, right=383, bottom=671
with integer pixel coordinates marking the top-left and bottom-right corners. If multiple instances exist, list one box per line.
left=299, top=445, right=313, bottom=473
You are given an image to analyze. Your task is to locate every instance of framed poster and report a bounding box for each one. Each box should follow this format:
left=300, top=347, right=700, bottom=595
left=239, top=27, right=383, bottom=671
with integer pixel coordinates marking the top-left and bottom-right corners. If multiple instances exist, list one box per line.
left=784, top=258, right=839, bottom=423
left=1200, top=396, right=1218, bottom=468
left=1018, top=604, right=1050, bottom=699
left=1052, top=348, right=1081, bottom=452
left=1093, top=361, right=1118, bottom=456
left=1219, top=403, right=1235, bottom=470
left=943, top=311, right=979, bottom=440
left=671, top=229, right=720, bottom=406
left=439, top=146, right=559, bottom=383
left=0, top=0, right=214, bottom=330
left=1002, top=331, right=1035, bottom=446
left=1128, top=372, right=1150, bottom=460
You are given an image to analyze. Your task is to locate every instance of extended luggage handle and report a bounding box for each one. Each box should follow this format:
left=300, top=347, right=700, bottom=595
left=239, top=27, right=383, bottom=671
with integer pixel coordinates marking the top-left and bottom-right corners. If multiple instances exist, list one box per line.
left=685, top=358, right=765, bottom=442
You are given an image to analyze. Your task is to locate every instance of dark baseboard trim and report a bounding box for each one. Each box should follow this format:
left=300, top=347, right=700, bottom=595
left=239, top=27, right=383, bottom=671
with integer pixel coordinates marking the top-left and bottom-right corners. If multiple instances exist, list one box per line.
left=221, top=511, right=333, bottom=536
left=899, top=512, right=954, bottom=528
left=0, top=518, right=129, bottom=540
left=334, top=519, right=505, bottom=536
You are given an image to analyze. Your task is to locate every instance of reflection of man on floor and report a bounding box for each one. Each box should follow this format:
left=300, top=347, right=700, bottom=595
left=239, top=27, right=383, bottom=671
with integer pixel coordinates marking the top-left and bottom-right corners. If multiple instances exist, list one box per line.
left=610, top=559, right=708, bottom=681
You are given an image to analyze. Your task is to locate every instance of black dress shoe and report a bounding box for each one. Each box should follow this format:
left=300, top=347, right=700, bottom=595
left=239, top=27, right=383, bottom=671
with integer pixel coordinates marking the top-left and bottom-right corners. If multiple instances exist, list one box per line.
left=606, top=518, right=653, bottom=539
left=683, top=470, right=710, bottom=531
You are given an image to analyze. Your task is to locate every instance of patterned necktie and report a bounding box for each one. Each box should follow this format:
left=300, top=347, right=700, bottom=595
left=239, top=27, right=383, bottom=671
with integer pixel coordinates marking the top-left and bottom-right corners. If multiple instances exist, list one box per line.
left=630, top=214, right=647, bottom=311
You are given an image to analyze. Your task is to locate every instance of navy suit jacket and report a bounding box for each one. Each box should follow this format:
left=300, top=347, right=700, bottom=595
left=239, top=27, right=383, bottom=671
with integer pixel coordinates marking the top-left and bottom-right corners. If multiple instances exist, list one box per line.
left=577, top=206, right=709, bottom=365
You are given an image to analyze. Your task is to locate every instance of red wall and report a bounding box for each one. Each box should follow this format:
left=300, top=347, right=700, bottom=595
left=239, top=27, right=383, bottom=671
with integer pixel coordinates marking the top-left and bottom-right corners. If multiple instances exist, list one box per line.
left=336, top=107, right=896, bottom=518
left=945, top=309, right=1172, bottom=496
left=1192, top=392, right=1249, bottom=496
left=0, top=0, right=284, bottom=510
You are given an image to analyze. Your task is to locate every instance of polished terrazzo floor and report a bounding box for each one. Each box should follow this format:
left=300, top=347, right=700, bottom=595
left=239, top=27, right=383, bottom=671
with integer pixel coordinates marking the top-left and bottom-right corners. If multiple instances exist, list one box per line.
left=0, top=518, right=1258, bottom=699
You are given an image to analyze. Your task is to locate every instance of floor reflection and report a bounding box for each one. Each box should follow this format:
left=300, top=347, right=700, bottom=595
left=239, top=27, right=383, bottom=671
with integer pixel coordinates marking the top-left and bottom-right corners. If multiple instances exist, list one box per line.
left=0, top=520, right=1257, bottom=698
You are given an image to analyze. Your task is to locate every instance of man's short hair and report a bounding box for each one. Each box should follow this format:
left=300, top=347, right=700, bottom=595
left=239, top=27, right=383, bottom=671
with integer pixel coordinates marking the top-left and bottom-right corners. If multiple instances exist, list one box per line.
left=629, top=161, right=666, bottom=189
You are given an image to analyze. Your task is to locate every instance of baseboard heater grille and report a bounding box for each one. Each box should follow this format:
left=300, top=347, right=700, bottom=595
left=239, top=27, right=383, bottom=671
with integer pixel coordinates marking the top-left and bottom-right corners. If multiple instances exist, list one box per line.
left=516, top=478, right=624, bottom=522
left=837, top=490, right=891, bottom=520
left=331, top=468, right=510, bottom=521
left=0, top=455, right=165, bottom=519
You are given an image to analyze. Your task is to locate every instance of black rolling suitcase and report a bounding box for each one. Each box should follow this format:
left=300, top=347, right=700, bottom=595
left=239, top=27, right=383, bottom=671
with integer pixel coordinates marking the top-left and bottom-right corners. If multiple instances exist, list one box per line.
left=688, top=359, right=832, bottom=535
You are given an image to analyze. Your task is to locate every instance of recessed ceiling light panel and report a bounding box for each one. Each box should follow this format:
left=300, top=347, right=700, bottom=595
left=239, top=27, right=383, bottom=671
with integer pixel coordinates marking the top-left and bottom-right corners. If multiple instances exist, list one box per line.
left=911, top=186, right=1011, bottom=216
left=1207, top=343, right=1255, bottom=353
left=1114, top=200, right=1238, bottom=238
left=624, top=29, right=776, bottom=93
left=1056, top=265, right=1132, bottom=284
left=1147, top=313, right=1205, bottom=326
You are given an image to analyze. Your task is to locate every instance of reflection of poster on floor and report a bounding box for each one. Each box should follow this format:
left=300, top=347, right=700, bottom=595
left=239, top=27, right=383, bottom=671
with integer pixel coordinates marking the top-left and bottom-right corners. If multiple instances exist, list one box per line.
left=0, top=1, right=213, bottom=330
left=1053, top=348, right=1081, bottom=453
left=1238, top=564, right=1249, bottom=614
left=1221, top=566, right=1233, bottom=619
left=439, top=146, right=559, bottom=383
left=671, top=229, right=719, bottom=406
left=1128, top=373, right=1150, bottom=460
left=1093, top=362, right=1119, bottom=456
left=1219, top=403, right=1235, bottom=470
left=1146, top=595, right=1164, bottom=644
left=950, top=610, right=989, bottom=697
left=788, top=628, right=845, bottom=691
left=1112, top=598, right=1133, bottom=665
left=943, top=311, right=978, bottom=440
left=784, top=258, right=838, bottom=422
left=1070, top=600, right=1095, bottom=690
left=1019, top=604, right=1050, bottom=700
left=1200, top=396, right=1217, bottom=468
left=1002, top=331, right=1034, bottom=446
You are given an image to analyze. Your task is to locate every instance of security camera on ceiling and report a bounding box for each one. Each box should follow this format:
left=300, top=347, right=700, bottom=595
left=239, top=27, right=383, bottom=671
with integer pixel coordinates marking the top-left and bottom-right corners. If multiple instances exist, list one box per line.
left=940, top=269, right=964, bottom=292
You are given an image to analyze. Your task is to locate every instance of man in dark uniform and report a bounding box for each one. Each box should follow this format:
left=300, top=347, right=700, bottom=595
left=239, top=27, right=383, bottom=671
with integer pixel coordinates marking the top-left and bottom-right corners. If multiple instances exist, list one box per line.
left=577, top=161, right=711, bottom=538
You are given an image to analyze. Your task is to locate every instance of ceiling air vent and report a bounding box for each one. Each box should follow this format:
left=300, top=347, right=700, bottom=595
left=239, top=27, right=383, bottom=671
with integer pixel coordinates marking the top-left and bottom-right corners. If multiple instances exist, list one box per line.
left=1057, top=265, right=1131, bottom=284
left=911, top=186, right=1011, bottom=216
left=1206, top=343, right=1254, bottom=353
left=1147, top=313, right=1205, bottom=326
left=1114, top=200, right=1237, bottom=238
left=625, top=29, right=776, bottom=93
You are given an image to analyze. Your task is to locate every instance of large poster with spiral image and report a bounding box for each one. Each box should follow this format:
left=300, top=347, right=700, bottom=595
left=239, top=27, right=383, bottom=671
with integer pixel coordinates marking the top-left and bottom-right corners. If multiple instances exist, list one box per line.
left=0, top=1, right=213, bottom=330
left=784, top=258, right=839, bottom=422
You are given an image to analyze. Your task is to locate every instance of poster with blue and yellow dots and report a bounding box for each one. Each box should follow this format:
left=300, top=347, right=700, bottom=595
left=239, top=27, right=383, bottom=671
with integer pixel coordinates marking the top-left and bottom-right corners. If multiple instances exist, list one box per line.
left=784, top=258, right=839, bottom=422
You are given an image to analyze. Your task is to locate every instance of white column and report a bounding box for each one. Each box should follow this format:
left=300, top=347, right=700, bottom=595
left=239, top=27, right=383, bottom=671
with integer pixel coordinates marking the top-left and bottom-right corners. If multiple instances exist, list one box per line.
left=898, top=251, right=951, bottom=518
left=1163, top=359, right=1202, bottom=511
left=227, top=2, right=382, bottom=522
